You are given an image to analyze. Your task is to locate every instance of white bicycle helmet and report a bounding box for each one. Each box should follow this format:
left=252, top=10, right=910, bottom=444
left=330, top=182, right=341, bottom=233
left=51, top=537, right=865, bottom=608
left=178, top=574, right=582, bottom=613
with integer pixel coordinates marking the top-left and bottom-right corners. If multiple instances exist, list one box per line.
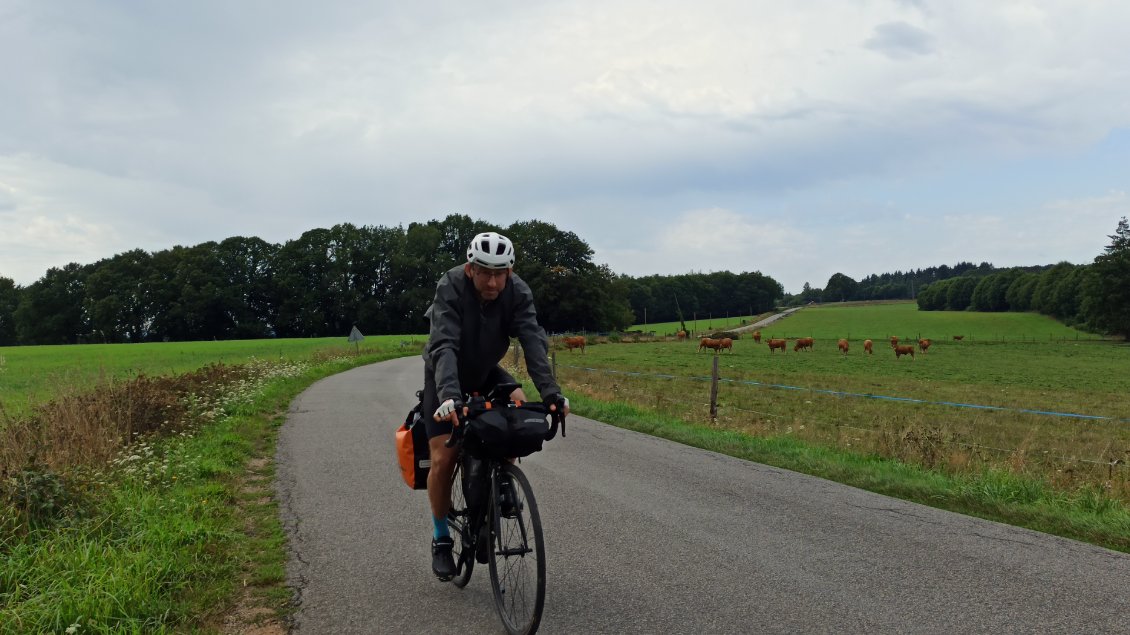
left=466, top=232, right=515, bottom=269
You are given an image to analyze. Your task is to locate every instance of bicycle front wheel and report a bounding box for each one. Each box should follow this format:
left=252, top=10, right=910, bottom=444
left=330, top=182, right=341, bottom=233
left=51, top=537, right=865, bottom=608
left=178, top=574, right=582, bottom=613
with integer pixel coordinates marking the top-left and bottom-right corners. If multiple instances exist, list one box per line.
left=488, top=463, right=546, bottom=635
left=446, top=459, right=475, bottom=588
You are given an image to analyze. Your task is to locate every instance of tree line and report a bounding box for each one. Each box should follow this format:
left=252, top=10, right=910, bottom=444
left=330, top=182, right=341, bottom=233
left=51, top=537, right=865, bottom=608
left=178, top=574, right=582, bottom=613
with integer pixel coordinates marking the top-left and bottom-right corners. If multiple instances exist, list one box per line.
left=914, top=217, right=1130, bottom=338
left=774, top=217, right=1129, bottom=339
left=787, top=261, right=997, bottom=306
left=0, top=215, right=639, bottom=345
left=622, top=271, right=784, bottom=329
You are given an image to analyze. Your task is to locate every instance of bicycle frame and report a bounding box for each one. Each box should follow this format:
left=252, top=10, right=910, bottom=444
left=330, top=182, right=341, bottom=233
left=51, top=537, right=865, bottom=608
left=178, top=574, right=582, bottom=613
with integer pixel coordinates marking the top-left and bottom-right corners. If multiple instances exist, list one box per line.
left=444, top=391, right=563, bottom=634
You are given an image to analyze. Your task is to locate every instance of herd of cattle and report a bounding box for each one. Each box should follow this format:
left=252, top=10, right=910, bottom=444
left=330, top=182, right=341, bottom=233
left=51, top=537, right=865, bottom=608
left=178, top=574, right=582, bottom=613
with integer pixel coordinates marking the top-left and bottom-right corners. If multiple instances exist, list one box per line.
left=558, top=331, right=955, bottom=359
left=693, top=333, right=934, bottom=358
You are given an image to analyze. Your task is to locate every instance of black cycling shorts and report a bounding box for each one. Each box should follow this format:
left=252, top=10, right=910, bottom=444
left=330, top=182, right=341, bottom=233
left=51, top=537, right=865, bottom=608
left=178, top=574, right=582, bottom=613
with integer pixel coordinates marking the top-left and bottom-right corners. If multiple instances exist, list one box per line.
left=422, top=365, right=518, bottom=439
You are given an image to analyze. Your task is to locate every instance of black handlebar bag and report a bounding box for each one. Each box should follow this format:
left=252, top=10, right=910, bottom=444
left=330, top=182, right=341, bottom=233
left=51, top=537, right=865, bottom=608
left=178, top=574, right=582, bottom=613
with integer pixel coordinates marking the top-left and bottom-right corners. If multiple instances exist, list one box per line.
left=464, top=403, right=550, bottom=460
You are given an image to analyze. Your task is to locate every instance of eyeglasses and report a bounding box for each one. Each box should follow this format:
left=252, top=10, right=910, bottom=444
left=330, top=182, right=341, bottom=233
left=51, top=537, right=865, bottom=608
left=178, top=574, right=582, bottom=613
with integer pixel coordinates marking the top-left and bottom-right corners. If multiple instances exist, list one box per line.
left=472, top=267, right=509, bottom=281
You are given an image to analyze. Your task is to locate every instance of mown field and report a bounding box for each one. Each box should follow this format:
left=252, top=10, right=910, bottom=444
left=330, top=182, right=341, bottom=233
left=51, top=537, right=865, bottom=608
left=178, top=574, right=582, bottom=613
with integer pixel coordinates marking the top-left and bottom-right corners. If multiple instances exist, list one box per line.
left=0, top=336, right=427, bottom=417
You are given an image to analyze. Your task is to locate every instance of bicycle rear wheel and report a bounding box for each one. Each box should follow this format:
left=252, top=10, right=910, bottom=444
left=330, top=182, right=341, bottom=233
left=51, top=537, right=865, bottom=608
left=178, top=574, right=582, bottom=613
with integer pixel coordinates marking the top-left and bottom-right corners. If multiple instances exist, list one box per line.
left=446, top=459, right=475, bottom=588
left=488, top=463, right=545, bottom=635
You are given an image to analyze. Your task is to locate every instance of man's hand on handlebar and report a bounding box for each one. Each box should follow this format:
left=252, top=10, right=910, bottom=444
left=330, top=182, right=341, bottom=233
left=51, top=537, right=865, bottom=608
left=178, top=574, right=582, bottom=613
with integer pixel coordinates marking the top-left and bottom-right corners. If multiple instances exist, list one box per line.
left=433, top=398, right=467, bottom=425
left=542, top=393, right=570, bottom=418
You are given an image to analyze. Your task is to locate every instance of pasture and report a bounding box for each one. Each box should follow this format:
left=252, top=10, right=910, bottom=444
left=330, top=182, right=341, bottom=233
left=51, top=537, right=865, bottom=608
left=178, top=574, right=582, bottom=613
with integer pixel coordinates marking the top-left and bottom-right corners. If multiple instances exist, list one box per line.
left=548, top=303, right=1130, bottom=507
left=0, top=335, right=427, bottom=417
left=757, top=301, right=1096, bottom=342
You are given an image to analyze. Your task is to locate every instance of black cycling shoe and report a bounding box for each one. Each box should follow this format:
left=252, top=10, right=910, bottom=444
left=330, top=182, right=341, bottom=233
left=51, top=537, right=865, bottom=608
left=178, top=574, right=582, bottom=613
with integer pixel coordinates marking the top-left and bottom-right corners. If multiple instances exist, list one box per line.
left=431, top=536, right=456, bottom=581
left=498, top=475, right=521, bottom=519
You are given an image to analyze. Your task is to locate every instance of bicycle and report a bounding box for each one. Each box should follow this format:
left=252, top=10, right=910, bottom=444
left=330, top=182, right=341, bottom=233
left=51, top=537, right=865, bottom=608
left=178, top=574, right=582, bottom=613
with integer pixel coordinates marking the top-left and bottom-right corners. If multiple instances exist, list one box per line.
left=443, top=383, right=566, bottom=635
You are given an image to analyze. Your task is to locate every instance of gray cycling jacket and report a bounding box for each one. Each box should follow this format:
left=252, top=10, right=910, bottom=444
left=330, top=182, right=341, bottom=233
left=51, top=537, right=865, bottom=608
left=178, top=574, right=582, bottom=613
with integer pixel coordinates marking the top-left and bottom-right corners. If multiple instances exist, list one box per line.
left=423, top=265, right=561, bottom=403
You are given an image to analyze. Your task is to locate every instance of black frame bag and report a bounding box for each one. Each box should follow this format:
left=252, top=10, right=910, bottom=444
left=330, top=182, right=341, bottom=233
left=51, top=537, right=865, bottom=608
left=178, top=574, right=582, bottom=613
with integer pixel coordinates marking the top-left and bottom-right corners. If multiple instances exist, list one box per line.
left=395, top=397, right=430, bottom=490
left=464, top=403, right=550, bottom=460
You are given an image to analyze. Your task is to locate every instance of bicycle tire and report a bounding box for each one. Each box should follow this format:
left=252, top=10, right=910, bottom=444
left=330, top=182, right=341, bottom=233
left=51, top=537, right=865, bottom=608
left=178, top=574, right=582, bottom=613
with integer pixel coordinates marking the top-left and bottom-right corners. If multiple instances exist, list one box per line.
left=446, top=459, right=475, bottom=588
left=488, top=463, right=546, bottom=635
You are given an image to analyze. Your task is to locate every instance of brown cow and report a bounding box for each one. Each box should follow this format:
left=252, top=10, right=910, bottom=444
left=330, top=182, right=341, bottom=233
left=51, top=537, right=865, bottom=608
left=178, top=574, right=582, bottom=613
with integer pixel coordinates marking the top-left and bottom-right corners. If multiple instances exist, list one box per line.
left=889, top=336, right=899, bottom=348
left=562, top=335, right=586, bottom=353
left=699, top=337, right=721, bottom=353
left=837, top=338, right=849, bottom=354
left=918, top=338, right=931, bottom=354
left=894, top=344, right=915, bottom=359
left=793, top=337, right=814, bottom=352
left=953, top=335, right=964, bottom=341
left=677, top=330, right=687, bottom=341
left=718, top=337, right=733, bottom=353
left=752, top=330, right=762, bottom=343
left=863, top=339, right=873, bottom=355
left=767, top=338, right=787, bottom=353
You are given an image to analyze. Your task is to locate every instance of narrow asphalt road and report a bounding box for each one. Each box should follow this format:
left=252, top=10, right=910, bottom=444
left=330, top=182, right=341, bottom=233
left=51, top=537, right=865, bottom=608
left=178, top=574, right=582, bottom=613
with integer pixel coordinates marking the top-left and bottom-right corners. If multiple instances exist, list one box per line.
left=276, top=356, right=1130, bottom=634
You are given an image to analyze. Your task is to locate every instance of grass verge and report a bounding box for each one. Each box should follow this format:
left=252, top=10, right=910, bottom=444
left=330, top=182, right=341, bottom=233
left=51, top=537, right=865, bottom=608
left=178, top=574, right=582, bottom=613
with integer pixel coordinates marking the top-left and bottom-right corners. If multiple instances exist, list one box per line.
left=566, top=393, right=1130, bottom=553
left=0, top=347, right=418, bottom=634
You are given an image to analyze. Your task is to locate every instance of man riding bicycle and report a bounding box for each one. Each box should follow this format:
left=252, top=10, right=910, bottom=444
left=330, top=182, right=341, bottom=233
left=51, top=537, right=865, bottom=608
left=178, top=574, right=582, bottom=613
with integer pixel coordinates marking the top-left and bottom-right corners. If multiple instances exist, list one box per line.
left=421, top=231, right=570, bottom=580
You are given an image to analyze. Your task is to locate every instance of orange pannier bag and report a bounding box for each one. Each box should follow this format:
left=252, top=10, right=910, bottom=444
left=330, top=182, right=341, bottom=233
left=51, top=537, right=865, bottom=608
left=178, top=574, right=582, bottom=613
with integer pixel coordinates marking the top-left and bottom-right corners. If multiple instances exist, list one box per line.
left=396, top=398, right=430, bottom=490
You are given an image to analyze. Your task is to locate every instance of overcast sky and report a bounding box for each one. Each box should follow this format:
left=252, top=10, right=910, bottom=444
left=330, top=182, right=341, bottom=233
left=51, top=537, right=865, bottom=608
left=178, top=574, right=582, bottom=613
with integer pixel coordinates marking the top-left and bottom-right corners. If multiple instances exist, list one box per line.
left=2, top=1, right=1128, bottom=293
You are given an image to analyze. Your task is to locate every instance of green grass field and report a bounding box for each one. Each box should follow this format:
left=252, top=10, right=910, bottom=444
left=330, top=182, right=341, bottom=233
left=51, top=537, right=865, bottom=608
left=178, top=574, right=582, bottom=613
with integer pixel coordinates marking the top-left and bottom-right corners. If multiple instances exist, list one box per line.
left=758, top=301, right=1097, bottom=342
left=548, top=302, right=1130, bottom=513
left=0, top=335, right=427, bottom=416
left=630, top=301, right=1096, bottom=342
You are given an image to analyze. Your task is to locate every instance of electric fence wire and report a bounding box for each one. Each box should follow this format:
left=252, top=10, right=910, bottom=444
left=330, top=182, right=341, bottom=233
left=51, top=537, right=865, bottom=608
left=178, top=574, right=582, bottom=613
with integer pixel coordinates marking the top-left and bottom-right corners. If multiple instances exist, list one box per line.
left=559, top=364, right=1127, bottom=469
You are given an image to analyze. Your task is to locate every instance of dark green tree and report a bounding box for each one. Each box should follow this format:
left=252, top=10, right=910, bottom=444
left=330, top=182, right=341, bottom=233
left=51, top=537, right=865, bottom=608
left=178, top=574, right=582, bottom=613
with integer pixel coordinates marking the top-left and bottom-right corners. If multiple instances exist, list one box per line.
left=0, top=276, right=20, bottom=345
left=14, top=263, right=92, bottom=344
left=823, top=273, right=859, bottom=302
left=85, top=249, right=153, bottom=342
left=215, top=236, right=278, bottom=338
left=945, top=276, right=978, bottom=311
left=1082, top=217, right=1130, bottom=337
left=1005, top=272, right=1040, bottom=312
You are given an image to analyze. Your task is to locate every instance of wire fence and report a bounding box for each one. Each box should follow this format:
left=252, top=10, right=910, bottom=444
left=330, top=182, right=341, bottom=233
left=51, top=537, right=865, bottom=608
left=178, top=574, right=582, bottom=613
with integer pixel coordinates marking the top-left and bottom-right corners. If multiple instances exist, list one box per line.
left=550, top=357, right=1128, bottom=474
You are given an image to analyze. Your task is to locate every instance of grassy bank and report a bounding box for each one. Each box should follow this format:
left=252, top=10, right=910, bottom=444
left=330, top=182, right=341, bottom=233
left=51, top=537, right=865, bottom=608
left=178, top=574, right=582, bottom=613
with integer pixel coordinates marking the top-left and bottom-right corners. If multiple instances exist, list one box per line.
left=564, top=393, right=1130, bottom=552
left=1, top=339, right=422, bottom=634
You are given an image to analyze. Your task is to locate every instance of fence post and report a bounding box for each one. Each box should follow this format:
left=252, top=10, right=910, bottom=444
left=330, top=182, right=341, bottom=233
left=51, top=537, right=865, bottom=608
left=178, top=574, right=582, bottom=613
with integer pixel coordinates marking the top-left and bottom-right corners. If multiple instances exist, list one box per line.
left=709, top=355, right=720, bottom=421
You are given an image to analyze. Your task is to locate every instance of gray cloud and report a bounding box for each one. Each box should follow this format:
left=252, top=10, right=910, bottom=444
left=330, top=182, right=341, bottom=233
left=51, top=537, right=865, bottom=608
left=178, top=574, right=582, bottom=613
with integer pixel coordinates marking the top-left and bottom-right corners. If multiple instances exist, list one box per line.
left=864, top=21, right=936, bottom=59
left=1, top=1, right=1129, bottom=291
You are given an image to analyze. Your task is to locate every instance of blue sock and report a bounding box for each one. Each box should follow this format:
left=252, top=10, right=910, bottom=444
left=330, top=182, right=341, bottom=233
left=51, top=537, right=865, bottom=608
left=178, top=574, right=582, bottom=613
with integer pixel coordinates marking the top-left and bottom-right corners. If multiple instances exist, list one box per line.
left=433, top=515, right=449, bottom=540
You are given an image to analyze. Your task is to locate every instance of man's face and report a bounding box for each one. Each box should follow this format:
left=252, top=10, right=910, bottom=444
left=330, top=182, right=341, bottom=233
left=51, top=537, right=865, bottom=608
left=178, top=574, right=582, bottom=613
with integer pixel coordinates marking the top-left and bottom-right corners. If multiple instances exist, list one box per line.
left=466, top=264, right=511, bottom=301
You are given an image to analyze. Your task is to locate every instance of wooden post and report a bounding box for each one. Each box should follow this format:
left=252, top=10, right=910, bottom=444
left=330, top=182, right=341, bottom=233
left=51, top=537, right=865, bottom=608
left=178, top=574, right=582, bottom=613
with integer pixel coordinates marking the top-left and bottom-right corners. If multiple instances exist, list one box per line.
left=512, top=341, right=520, bottom=369
left=551, top=350, right=557, bottom=379
left=709, top=355, right=720, bottom=421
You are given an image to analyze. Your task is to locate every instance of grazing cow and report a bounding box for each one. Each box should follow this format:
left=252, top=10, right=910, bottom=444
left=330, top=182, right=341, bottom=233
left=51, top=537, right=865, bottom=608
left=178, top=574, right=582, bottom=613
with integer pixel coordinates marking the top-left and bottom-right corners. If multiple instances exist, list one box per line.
left=699, top=337, right=721, bottom=353
left=863, top=339, right=873, bottom=355
left=767, top=338, right=787, bottom=353
left=918, top=338, right=931, bottom=354
left=793, top=337, right=814, bottom=352
left=953, top=335, right=964, bottom=341
left=894, top=344, right=915, bottom=359
left=718, top=337, right=733, bottom=353
left=838, top=339, right=849, bottom=355
left=890, top=336, right=900, bottom=348
left=562, top=335, right=586, bottom=353
left=752, top=330, right=762, bottom=343
left=677, top=330, right=687, bottom=341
